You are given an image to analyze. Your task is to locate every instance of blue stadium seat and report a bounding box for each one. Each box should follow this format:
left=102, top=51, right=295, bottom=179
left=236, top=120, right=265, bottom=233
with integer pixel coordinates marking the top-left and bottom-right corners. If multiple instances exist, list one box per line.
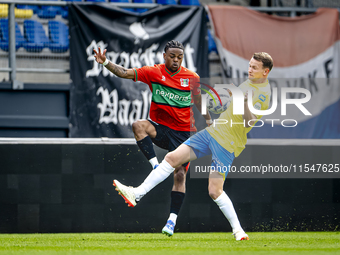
left=37, top=7, right=57, bottom=19
left=180, top=0, right=199, bottom=5
left=38, top=0, right=64, bottom=16
left=61, top=6, right=68, bottom=19
left=110, top=0, right=135, bottom=12
left=23, top=20, right=49, bottom=52
left=134, top=0, right=153, bottom=12
left=208, top=29, right=217, bottom=53
left=41, top=5, right=64, bottom=15
left=0, top=19, right=25, bottom=51
left=157, top=0, right=177, bottom=4
left=48, top=20, right=69, bottom=53
left=16, top=4, right=40, bottom=14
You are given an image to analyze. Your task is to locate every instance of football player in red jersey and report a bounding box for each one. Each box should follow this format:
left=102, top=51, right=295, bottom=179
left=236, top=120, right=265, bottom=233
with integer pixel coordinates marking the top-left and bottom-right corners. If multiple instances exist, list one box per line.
left=94, top=40, right=212, bottom=236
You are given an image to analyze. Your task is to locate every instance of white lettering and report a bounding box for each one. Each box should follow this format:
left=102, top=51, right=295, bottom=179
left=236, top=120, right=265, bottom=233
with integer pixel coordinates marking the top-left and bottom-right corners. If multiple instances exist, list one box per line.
left=96, top=86, right=151, bottom=126
left=96, top=87, right=118, bottom=124
left=86, top=41, right=197, bottom=76
left=281, top=88, right=312, bottom=116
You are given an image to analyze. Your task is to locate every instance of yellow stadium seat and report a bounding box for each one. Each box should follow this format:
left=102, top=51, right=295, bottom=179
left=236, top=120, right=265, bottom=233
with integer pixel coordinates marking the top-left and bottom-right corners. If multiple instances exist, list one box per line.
left=0, top=4, right=8, bottom=18
left=15, top=8, right=33, bottom=19
left=0, top=4, right=33, bottom=19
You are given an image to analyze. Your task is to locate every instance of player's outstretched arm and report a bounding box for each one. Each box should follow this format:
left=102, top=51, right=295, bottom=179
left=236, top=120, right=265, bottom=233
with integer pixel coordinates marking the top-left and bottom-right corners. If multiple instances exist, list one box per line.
left=93, top=47, right=135, bottom=79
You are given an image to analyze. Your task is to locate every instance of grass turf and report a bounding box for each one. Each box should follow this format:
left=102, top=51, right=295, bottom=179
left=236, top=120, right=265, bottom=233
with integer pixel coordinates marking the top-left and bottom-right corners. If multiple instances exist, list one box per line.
left=0, top=232, right=339, bottom=255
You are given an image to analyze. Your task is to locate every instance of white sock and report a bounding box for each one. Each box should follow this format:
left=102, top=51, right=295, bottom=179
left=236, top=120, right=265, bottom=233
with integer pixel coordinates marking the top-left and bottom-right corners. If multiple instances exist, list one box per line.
left=213, top=191, right=243, bottom=233
left=168, top=213, right=177, bottom=224
left=134, top=159, right=175, bottom=200
left=149, top=157, right=159, bottom=169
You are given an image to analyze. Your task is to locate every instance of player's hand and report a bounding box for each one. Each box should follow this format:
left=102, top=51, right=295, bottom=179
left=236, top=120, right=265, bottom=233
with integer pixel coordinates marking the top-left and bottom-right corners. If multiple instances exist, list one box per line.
left=206, top=119, right=213, bottom=127
left=93, top=47, right=107, bottom=64
left=244, top=90, right=254, bottom=103
left=227, top=83, right=234, bottom=96
left=244, top=93, right=248, bottom=103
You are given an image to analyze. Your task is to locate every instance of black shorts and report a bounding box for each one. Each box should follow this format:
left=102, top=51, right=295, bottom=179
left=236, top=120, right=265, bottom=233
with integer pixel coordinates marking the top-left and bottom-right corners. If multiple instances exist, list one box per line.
left=148, top=120, right=192, bottom=167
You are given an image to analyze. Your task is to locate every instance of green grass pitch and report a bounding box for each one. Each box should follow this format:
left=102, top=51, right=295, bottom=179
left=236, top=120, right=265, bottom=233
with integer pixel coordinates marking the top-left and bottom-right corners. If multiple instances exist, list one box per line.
left=0, top=232, right=339, bottom=255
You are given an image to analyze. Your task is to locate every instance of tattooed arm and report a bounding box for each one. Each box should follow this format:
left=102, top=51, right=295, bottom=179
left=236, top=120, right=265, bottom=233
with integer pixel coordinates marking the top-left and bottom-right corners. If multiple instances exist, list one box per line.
left=93, top=47, right=135, bottom=79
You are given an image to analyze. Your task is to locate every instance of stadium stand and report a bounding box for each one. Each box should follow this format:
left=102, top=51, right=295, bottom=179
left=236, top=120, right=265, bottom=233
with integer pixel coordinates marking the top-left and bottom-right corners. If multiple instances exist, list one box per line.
left=208, top=29, right=217, bottom=53
left=0, top=0, right=337, bottom=84
left=0, top=4, right=7, bottom=18
left=134, top=0, right=153, bottom=12
left=16, top=4, right=40, bottom=14
left=109, top=0, right=135, bottom=12
left=60, top=6, right=68, bottom=19
left=179, top=0, right=200, bottom=5
left=37, top=6, right=57, bottom=19
left=157, top=0, right=178, bottom=5
left=23, top=20, right=50, bottom=52
left=41, top=5, right=64, bottom=15
left=48, top=20, right=69, bottom=53
left=0, top=19, right=25, bottom=51
left=0, top=4, right=33, bottom=18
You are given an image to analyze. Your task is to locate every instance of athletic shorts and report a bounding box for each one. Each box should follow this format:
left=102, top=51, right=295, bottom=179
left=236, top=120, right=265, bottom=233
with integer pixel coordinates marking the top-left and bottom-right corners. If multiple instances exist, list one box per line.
left=183, top=129, right=235, bottom=178
left=148, top=119, right=191, bottom=169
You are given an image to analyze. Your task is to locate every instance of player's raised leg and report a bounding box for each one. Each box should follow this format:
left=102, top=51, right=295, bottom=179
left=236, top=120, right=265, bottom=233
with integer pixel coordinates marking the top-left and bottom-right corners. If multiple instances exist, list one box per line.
left=132, top=120, right=159, bottom=169
left=114, top=143, right=196, bottom=207
left=209, top=171, right=249, bottom=241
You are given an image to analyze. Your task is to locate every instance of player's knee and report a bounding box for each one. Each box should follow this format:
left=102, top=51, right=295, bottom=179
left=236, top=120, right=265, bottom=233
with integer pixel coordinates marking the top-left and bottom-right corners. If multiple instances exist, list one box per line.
left=132, top=120, right=145, bottom=134
left=174, top=168, right=186, bottom=183
left=208, top=186, right=222, bottom=200
left=165, top=152, right=179, bottom=168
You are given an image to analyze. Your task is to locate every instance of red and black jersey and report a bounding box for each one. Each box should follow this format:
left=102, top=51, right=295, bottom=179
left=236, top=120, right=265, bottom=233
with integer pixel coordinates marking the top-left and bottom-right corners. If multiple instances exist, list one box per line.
left=133, top=63, right=200, bottom=132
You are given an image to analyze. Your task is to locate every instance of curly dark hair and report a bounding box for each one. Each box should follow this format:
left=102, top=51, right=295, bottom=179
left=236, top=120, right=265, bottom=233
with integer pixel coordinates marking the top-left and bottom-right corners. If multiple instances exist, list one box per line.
left=164, top=40, right=184, bottom=53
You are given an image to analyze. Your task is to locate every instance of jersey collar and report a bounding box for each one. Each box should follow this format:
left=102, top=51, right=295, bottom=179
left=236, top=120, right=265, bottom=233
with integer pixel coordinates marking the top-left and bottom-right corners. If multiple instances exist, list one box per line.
left=165, top=65, right=182, bottom=77
left=248, top=79, right=268, bottom=87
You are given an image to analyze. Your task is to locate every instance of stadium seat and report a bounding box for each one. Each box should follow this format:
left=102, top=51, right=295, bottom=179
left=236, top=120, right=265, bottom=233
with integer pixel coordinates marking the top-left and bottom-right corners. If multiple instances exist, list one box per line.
left=61, top=7, right=68, bottom=19
left=14, top=8, right=33, bottom=19
left=41, top=5, right=64, bottom=15
left=0, top=4, right=34, bottom=18
left=0, top=4, right=8, bottom=18
left=16, top=4, right=40, bottom=14
left=134, top=0, right=153, bottom=13
left=0, top=19, right=26, bottom=51
left=23, top=20, right=49, bottom=52
left=157, top=0, right=177, bottom=4
left=37, top=7, right=57, bottom=19
left=38, top=0, right=64, bottom=16
left=179, top=0, right=200, bottom=5
left=208, top=29, right=217, bottom=53
left=48, top=20, right=69, bottom=53
left=110, top=0, right=135, bottom=12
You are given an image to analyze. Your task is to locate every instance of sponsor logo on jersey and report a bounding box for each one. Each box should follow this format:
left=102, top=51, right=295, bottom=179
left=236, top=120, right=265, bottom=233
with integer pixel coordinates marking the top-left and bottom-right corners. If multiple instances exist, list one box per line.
left=254, top=102, right=262, bottom=110
left=152, top=83, right=192, bottom=108
left=180, top=78, right=190, bottom=87
left=259, top=94, right=266, bottom=102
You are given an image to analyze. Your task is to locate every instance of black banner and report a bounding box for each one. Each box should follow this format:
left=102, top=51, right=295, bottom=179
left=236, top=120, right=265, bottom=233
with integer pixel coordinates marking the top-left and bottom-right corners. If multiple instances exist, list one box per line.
left=69, top=4, right=209, bottom=137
